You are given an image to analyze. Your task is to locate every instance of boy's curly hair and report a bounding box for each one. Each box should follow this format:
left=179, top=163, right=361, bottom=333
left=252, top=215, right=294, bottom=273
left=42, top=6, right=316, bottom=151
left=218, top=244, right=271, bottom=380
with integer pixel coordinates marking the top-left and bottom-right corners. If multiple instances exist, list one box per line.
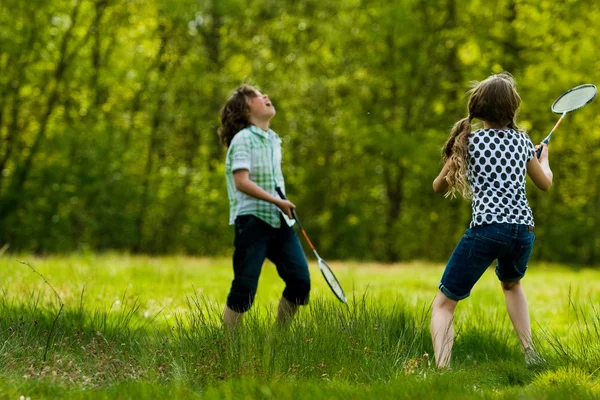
left=218, top=85, right=258, bottom=147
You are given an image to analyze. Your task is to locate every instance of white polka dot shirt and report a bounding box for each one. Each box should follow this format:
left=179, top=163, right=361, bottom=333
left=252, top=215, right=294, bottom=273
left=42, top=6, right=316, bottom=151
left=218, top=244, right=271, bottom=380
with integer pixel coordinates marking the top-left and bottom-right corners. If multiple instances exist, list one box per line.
left=468, top=128, right=535, bottom=228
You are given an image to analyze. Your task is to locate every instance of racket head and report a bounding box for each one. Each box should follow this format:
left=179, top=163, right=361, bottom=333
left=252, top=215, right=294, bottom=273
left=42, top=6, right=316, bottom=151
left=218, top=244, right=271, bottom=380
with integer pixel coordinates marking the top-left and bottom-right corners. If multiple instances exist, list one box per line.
left=552, top=84, right=597, bottom=114
left=317, top=258, right=347, bottom=304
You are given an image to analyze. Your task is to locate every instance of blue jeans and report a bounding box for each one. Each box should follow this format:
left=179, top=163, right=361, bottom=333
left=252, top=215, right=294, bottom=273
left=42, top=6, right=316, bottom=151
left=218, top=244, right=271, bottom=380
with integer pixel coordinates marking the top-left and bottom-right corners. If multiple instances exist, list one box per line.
left=439, top=223, right=535, bottom=301
left=227, top=214, right=311, bottom=313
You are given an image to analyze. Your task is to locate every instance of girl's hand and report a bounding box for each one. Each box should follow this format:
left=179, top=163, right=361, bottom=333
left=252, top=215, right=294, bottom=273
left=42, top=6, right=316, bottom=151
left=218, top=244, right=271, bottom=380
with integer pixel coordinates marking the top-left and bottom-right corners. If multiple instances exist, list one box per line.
left=528, top=143, right=553, bottom=190
left=276, top=199, right=296, bottom=219
left=535, top=143, right=549, bottom=163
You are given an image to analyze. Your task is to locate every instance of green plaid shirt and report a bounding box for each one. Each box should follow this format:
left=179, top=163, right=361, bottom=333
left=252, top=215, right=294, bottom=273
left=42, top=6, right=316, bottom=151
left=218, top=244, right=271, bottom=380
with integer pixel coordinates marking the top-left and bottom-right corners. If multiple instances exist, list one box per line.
left=225, top=125, right=294, bottom=228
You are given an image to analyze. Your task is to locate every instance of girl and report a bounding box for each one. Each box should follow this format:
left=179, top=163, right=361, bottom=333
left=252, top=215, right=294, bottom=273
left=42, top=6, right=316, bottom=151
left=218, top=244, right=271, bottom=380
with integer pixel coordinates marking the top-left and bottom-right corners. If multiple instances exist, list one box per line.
left=219, top=84, right=311, bottom=329
left=431, top=73, right=553, bottom=368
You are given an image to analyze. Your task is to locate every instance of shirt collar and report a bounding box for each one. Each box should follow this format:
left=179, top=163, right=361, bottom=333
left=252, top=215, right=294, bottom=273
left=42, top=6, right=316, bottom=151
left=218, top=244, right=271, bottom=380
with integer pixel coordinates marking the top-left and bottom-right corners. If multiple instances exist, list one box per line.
left=248, top=125, right=274, bottom=139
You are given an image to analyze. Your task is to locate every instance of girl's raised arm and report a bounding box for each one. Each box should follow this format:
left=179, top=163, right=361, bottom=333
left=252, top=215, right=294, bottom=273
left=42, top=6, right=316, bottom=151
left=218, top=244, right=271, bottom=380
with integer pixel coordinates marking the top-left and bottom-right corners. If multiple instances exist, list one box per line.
left=526, top=143, right=553, bottom=191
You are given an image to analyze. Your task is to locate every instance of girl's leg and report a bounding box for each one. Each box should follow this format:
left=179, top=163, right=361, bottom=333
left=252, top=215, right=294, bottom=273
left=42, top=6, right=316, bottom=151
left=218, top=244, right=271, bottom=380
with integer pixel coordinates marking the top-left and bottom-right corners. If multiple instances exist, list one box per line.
left=501, top=280, right=533, bottom=349
left=433, top=226, right=497, bottom=368
left=431, top=290, right=458, bottom=368
left=496, top=225, right=536, bottom=353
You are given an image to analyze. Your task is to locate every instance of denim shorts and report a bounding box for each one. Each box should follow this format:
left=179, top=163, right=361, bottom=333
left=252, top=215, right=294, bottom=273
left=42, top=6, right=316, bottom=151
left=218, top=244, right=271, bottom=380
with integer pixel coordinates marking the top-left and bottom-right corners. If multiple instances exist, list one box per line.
left=439, top=223, right=535, bottom=301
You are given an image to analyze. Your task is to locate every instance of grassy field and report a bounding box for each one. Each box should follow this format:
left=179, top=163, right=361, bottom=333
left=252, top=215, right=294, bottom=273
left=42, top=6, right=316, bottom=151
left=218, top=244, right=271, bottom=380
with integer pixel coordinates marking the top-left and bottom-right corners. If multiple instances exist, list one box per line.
left=1, top=254, right=599, bottom=399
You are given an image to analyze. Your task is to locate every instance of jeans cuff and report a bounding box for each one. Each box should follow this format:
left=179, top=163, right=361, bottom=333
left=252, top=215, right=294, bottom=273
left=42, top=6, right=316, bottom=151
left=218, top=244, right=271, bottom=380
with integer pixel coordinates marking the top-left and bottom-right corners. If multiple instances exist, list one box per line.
left=438, top=283, right=469, bottom=301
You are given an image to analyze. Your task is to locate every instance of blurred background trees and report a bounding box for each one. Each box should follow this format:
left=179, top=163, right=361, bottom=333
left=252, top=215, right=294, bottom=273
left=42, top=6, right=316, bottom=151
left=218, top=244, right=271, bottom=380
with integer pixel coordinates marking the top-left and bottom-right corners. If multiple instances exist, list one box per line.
left=1, top=0, right=599, bottom=263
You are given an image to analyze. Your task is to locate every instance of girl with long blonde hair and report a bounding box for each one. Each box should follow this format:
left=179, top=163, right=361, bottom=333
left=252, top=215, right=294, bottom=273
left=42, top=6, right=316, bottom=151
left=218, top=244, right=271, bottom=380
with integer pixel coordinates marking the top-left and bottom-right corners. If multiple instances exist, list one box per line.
left=431, top=73, right=554, bottom=368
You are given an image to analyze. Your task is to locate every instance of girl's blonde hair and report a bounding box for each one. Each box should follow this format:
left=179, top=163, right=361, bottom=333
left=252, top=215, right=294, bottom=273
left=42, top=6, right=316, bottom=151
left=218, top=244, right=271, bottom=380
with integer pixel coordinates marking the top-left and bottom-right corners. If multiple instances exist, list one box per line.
left=442, top=73, right=522, bottom=198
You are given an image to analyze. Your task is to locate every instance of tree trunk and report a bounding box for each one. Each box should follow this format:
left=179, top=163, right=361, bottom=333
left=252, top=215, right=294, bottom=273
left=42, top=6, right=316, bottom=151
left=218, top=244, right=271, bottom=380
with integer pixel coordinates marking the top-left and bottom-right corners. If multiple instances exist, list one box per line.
left=132, top=25, right=169, bottom=253
left=0, top=0, right=87, bottom=221
left=202, top=0, right=224, bottom=169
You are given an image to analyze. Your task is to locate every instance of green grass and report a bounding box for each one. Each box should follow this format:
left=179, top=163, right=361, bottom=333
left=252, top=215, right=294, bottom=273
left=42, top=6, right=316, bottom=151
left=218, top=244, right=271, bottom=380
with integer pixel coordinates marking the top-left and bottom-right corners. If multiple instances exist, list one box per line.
left=1, top=254, right=599, bottom=399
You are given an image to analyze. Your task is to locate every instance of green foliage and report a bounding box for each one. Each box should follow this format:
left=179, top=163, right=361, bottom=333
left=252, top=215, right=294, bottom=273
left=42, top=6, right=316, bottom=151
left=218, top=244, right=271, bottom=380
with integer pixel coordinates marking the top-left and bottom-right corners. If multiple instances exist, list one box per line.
left=0, top=0, right=599, bottom=262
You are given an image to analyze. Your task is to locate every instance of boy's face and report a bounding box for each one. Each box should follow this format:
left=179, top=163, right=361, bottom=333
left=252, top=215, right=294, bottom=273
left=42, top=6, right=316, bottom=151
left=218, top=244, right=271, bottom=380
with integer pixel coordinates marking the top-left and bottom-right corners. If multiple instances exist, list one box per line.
left=248, top=90, right=276, bottom=120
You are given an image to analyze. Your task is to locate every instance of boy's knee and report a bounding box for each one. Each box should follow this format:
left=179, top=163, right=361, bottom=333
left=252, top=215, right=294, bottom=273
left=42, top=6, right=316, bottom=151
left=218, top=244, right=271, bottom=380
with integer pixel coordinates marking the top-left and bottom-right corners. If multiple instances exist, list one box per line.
left=501, top=280, right=520, bottom=291
left=227, top=278, right=259, bottom=313
left=283, top=278, right=311, bottom=306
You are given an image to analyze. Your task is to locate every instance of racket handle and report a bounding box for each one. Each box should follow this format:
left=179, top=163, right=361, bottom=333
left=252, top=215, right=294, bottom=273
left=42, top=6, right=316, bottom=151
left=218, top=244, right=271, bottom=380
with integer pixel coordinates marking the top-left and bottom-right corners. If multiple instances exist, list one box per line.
left=275, top=187, right=286, bottom=199
left=275, top=187, right=300, bottom=223
left=536, top=137, right=550, bottom=159
left=537, top=112, right=565, bottom=158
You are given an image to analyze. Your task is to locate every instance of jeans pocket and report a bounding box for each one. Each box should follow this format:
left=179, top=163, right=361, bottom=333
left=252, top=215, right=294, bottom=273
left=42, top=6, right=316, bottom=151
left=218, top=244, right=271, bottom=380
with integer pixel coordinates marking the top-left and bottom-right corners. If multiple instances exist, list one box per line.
left=234, top=215, right=255, bottom=246
left=513, top=232, right=535, bottom=265
left=470, top=224, right=510, bottom=246
left=468, top=231, right=507, bottom=260
left=474, top=233, right=508, bottom=246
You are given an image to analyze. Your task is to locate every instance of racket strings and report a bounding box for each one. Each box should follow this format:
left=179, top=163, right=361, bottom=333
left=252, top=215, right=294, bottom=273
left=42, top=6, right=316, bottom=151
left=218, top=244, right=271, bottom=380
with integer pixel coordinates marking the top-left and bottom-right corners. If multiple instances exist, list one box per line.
left=552, top=85, right=597, bottom=113
left=319, top=259, right=346, bottom=302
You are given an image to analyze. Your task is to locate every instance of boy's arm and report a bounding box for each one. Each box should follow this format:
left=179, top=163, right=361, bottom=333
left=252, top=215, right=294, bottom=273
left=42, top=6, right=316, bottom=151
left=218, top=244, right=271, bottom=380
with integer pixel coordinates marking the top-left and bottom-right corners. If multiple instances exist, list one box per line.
left=433, top=161, right=450, bottom=193
left=233, top=169, right=295, bottom=219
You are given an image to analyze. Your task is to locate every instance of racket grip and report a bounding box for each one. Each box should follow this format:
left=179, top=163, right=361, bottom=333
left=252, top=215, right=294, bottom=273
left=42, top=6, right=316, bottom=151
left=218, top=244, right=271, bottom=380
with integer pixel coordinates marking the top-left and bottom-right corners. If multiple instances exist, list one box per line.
left=536, top=138, right=550, bottom=159
left=275, top=187, right=299, bottom=221
left=275, top=187, right=286, bottom=199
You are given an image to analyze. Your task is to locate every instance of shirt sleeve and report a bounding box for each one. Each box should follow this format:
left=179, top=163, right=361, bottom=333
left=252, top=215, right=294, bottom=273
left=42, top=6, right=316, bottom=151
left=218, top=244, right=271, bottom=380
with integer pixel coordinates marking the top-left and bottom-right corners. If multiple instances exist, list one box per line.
left=229, top=133, right=251, bottom=172
left=525, top=135, right=535, bottom=162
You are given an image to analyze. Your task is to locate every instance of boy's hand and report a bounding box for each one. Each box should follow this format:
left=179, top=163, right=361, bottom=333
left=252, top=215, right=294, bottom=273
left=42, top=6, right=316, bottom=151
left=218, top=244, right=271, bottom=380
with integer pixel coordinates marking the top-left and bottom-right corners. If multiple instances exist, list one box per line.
left=276, top=199, right=296, bottom=219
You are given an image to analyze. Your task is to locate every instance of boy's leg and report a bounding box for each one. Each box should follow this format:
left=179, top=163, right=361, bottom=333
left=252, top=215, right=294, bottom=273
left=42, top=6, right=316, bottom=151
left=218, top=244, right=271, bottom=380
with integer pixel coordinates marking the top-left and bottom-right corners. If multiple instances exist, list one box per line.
left=431, top=290, right=457, bottom=369
left=276, top=296, right=299, bottom=326
left=224, top=215, right=270, bottom=329
left=267, top=219, right=311, bottom=325
left=223, top=306, right=244, bottom=328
